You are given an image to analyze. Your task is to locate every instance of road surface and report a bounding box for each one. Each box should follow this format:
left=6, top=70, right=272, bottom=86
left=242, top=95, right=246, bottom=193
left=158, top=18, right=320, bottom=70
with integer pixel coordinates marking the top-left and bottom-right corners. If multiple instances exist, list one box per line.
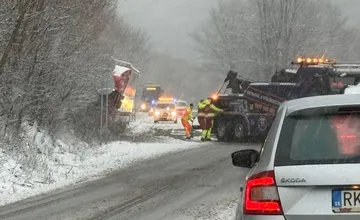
left=0, top=142, right=258, bottom=220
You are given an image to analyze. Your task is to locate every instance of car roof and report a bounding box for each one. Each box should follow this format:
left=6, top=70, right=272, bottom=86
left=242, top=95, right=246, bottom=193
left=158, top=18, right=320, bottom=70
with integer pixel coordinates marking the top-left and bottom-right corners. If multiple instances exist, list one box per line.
left=283, top=94, right=360, bottom=115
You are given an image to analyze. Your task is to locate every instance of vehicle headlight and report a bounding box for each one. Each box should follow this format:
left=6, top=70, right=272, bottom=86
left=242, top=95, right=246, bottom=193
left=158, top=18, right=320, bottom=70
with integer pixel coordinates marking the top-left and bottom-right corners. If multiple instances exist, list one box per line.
left=150, top=108, right=153, bottom=112
left=141, top=104, right=146, bottom=109
left=155, top=111, right=160, bottom=116
left=171, top=111, right=176, bottom=116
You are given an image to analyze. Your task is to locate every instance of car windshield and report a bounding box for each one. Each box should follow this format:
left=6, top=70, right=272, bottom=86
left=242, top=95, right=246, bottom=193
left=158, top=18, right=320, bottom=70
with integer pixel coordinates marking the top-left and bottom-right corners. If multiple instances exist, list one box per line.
left=156, top=103, right=175, bottom=109
left=275, top=110, right=360, bottom=166
left=176, top=102, right=187, bottom=107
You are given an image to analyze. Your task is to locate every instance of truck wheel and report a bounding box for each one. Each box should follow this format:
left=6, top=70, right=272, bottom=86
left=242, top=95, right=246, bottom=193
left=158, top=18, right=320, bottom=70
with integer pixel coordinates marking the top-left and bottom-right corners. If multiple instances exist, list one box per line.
left=214, top=118, right=233, bottom=142
left=233, top=118, right=248, bottom=142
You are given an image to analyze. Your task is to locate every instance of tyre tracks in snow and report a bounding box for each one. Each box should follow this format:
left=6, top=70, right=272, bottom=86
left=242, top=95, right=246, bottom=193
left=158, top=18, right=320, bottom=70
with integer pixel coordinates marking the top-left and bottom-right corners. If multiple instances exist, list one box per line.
left=0, top=142, right=256, bottom=220
left=89, top=153, right=230, bottom=220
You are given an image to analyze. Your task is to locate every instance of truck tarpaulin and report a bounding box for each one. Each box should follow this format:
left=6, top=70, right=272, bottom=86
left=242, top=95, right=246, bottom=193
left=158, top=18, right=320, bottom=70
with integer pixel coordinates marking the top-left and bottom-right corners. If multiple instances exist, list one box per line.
left=110, top=65, right=138, bottom=116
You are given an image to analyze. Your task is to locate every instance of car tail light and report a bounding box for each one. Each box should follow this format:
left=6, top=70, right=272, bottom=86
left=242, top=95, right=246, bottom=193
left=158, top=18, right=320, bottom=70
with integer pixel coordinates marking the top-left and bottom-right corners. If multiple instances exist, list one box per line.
left=243, top=170, right=283, bottom=215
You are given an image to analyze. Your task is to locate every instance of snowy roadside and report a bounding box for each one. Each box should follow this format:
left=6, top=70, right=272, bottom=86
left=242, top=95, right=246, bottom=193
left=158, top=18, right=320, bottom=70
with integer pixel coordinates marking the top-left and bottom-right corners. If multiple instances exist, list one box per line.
left=177, top=195, right=238, bottom=220
left=0, top=134, right=201, bottom=206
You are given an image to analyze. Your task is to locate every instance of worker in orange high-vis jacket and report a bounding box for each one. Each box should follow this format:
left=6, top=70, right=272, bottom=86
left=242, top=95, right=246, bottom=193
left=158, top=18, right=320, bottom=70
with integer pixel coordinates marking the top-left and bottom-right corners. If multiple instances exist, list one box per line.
left=181, top=103, right=194, bottom=139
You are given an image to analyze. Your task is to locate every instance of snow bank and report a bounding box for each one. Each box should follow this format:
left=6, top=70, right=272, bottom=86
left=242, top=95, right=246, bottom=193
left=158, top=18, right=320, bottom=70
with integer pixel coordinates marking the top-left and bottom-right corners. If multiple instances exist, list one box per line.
left=0, top=133, right=200, bottom=206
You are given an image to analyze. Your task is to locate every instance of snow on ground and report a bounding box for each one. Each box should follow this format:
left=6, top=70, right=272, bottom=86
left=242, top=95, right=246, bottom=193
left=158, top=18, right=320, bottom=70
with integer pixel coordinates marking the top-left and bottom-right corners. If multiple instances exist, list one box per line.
left=0, top=127, right=201, bottom=206
left=130, top=112, right=199, bottom=134
left=177, top=196, right=238, bottom=220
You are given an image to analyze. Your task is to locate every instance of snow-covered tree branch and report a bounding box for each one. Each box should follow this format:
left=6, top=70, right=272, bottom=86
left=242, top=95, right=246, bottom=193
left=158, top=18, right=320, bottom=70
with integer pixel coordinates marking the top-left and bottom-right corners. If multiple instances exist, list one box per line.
left=0, top=0, right=150, bottom=145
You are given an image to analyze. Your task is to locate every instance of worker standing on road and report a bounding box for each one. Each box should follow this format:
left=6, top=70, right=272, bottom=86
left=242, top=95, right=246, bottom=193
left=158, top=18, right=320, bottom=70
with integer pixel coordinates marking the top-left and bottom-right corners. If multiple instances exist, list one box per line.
left=197, top=99, right=206, bottom=130
left=181, top=103, right=194, bottom=139
left=197, top=99, right=207, bottom=140
left=202, top=98, right=224, bottom=141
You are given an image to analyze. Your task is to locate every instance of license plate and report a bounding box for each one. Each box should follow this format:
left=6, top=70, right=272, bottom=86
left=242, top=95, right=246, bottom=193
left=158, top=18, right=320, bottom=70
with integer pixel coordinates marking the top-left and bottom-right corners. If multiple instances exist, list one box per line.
left=332, top=189, right=360, bottom=213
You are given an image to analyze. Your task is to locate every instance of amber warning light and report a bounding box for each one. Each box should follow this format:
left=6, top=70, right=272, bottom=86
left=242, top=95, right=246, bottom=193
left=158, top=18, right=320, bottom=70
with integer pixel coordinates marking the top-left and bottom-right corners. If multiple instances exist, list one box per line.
left=211, top=94, right=218, bottom=100
left=293, top=57, right=335, bottom=65
left=158, top=97, right=174, bottom=102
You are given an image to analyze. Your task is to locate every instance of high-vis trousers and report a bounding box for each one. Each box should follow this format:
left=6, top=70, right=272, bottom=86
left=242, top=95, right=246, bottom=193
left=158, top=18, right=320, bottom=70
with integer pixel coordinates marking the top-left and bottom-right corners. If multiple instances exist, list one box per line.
left=201, top=128, right=212, bottom=140
left=181, top=119, right=192, bottom=138
left=201, top=120, right=213, bottom=140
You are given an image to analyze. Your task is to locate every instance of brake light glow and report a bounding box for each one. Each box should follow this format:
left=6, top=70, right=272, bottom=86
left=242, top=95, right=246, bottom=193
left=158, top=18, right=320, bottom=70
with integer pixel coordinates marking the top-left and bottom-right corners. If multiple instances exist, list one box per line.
left=244, top=171, right=283, bottom=215
left=331, top=81, right=344, bottom=88
left=331, top=116, right=359, bottom=155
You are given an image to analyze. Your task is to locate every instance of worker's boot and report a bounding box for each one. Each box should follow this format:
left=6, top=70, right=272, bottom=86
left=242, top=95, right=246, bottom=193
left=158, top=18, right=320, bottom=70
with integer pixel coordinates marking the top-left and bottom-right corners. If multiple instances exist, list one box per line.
left=206, top=138, right=212, bottom=141
left=201, top=137, right=206, bottom=141
left=186, top=136, right=191, bottom=140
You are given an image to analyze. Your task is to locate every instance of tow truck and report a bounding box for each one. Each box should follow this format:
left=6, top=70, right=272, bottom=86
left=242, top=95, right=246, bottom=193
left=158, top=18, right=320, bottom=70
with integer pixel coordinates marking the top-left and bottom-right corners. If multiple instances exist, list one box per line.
left=208, top=57, right=360, bottom=142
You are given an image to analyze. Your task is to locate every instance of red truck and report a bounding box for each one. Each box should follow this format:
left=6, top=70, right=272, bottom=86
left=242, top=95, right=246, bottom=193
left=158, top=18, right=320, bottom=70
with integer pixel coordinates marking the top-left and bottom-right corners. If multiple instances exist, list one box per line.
left=108, top=59, right=140, bottom=123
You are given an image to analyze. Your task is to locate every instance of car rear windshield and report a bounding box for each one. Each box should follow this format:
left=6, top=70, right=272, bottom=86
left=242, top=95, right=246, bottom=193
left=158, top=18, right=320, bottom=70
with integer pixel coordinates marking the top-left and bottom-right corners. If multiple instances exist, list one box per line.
left=275, top=109, right=360, bottom=166
left=176, top=102, right=187, bottom=107
left=157, top=103, right=175, bottom=109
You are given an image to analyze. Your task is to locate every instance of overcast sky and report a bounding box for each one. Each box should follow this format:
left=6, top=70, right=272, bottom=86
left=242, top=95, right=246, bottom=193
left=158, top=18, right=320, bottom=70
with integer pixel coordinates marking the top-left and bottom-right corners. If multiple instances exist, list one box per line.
left=120, top=0, right=360, bottom=61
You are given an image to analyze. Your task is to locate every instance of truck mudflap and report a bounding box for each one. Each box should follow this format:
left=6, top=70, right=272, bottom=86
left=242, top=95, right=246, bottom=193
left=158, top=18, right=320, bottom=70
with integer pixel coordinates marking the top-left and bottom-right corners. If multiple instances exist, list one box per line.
left=244, top=82, right=299, bottom=113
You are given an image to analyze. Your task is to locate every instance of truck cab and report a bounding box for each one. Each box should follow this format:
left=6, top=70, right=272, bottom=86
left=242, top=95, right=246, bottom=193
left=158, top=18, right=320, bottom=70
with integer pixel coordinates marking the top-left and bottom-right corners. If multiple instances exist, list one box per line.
left=139, top=84, right=164, bottom=112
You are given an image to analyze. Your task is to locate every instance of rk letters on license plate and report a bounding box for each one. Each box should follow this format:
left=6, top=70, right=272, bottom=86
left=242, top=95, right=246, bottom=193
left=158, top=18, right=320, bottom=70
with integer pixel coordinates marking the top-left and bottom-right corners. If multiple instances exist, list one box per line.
left=332, top=190, right=360, bottom=212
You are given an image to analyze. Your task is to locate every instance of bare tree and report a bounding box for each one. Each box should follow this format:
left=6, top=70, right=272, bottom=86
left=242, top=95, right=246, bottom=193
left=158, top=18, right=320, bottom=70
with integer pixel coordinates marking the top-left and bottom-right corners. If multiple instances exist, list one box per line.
left=0, top=0, right=150, bottom=145
left=192, top=0, right=360, bottom=81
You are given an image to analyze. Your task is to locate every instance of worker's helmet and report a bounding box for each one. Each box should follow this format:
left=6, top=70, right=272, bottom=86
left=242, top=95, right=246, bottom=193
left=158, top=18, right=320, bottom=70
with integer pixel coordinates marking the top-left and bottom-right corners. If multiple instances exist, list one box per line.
left=189, top=103, right=194, bottom=107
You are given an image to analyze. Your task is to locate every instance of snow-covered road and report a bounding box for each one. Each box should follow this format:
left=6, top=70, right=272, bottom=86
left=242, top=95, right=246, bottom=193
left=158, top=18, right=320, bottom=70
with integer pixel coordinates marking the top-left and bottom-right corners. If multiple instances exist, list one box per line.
left=129, top=112, right=200, bottom=135
left=0, top=112, right=257, bottom=220
left=0, top=142, right=258, bottom=220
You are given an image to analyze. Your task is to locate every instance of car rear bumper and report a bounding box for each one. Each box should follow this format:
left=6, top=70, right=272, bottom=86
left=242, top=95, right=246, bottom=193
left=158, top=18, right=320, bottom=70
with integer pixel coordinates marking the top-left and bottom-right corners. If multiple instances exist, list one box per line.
left=155, top=117, right=177, bottom=121
left=176, top=109, right=186, bottom=116
left=240, top=216, right=285, bottom=220
left=154, top=115, right=177, bottom=121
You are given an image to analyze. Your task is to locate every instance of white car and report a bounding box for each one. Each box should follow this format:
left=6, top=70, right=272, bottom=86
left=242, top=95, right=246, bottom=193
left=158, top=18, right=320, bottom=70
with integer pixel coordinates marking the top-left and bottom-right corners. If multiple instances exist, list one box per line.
left=231, top=94, right=360, bottom=220
left=342, top=83, right=360, bottom=94
left=153, top=102, right=177, bottom=123
left=175, top=100, right=188, bottom=117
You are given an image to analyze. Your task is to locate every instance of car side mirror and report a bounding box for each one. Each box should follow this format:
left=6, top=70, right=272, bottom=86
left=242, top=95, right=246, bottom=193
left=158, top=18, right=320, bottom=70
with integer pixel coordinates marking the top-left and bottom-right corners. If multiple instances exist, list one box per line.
left=231, top=149, right=260, bottom=168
